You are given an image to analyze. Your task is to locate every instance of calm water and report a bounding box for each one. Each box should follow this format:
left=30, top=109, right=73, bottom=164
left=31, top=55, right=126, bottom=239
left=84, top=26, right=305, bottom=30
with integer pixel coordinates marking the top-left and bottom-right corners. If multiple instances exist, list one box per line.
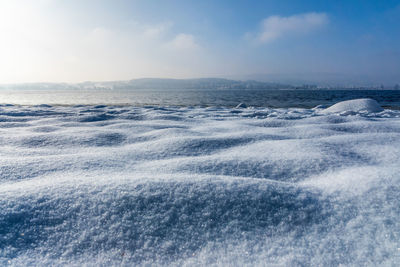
left=1, top=89, right=400, bottom=108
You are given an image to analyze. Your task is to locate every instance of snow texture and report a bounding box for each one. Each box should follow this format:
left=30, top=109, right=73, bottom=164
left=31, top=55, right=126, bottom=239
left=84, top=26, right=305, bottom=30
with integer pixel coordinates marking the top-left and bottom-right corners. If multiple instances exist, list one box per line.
left=0, top=101, right=399, bottom=266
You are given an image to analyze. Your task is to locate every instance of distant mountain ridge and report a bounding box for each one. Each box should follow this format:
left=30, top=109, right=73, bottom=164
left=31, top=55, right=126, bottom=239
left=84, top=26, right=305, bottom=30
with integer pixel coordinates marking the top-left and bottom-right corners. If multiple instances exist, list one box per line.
left=0, top=78, right=294, bottom=90
left=1, top=78, right=398, bottom=90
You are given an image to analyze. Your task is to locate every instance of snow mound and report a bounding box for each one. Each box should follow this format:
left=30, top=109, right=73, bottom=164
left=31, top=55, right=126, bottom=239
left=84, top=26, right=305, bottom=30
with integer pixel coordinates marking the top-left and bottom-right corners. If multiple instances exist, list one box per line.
left=322, top=98, right=383, bottom=114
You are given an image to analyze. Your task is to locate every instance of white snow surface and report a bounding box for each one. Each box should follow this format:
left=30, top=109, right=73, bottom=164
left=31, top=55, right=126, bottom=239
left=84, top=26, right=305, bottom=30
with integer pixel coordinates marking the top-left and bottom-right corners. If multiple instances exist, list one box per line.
left=0, top=102, right=400, bottom=266
left=322, top=98, right=384, bottom=114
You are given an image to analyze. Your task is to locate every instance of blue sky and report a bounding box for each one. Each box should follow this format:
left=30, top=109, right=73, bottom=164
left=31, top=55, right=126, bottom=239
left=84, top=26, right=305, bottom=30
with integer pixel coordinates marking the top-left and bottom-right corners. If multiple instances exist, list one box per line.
left=0, top=0, right=399, bottom=85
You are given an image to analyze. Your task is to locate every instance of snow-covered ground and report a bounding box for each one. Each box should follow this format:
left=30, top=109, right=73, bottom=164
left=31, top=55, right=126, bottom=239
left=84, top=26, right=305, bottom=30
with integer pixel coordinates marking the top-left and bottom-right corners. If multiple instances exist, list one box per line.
left=0, top=100, right=399, bottom=266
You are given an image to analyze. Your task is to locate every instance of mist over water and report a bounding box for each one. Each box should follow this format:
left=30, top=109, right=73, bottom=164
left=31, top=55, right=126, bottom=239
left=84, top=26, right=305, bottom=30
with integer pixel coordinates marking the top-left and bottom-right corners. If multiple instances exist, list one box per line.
left=0, top=91, right=400, bottom=265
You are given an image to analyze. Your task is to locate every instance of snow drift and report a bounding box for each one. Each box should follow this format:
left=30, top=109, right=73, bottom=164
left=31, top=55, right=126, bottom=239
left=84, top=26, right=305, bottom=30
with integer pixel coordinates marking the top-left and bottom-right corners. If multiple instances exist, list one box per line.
left=322, top=98, right=384, bottom=114
left=0, top=102, right=399, bottom=266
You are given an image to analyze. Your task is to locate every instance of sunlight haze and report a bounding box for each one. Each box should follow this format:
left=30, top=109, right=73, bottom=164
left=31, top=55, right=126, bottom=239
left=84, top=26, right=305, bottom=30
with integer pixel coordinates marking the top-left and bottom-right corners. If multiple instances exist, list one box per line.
left=0, top=0, right=399, bottom=85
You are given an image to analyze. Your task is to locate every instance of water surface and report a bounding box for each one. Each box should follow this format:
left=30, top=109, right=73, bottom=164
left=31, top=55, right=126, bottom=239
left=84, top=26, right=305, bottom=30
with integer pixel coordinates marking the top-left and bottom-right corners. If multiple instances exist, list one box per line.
left=0, top=89, right=399, bottom=108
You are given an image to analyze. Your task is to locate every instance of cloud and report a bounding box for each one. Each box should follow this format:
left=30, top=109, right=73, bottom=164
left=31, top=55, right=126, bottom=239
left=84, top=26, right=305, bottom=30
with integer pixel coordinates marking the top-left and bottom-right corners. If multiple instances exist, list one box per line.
left=166, top=33, right=200, bottom=50
left=143, top=22, right=173, bottom=39
left=256, top=12, right=328, bottom=43
left=0, top=1, right=210, bottom=82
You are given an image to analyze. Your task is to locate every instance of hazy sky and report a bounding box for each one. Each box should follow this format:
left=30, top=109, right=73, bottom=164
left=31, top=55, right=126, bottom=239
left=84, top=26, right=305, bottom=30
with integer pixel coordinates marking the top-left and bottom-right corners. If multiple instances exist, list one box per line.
left=0, top=0, right=399, bottom=84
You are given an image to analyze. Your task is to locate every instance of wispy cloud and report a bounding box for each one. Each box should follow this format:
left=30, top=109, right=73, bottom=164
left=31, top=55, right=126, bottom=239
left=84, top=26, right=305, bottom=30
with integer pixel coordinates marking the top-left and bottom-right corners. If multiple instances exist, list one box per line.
left=166, top=33, right=200, bottom=50
left=255, top=12, right=328, bottom=43
left=143, top=22, right=173, bottom=39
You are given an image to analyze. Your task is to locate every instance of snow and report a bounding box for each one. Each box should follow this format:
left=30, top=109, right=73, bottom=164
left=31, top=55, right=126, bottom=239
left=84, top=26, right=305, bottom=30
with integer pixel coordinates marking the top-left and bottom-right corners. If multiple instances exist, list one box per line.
left=321, top=98, right=384, bottom=114
left=235, top=103, right=247, bottom=108
left=0, top=102, right=399, bottom=266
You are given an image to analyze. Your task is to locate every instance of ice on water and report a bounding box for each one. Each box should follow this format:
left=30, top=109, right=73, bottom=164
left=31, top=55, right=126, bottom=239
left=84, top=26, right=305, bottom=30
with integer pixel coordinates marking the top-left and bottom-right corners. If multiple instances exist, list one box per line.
left=0, top=99, right=400, bottom=266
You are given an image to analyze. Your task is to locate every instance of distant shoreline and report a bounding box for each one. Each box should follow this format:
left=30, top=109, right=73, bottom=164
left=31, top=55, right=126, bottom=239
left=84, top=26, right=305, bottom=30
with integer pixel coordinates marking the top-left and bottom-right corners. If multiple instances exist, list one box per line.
left=0, top=77, right=399, bottom=91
